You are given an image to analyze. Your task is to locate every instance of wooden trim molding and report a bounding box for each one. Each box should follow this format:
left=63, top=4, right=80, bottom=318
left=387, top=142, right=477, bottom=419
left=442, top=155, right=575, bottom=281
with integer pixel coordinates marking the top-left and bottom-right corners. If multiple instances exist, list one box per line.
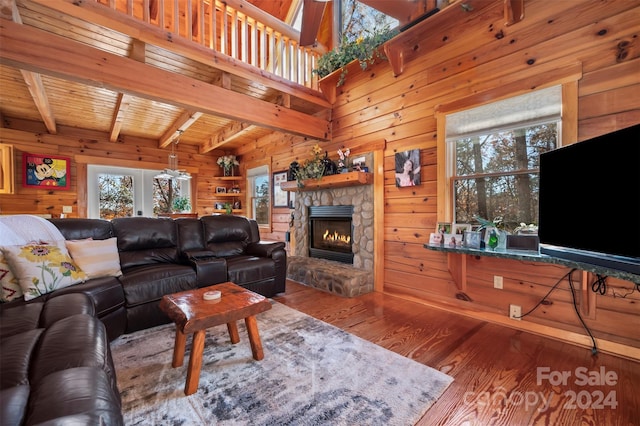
left=0, top=143, right=15, bottom=194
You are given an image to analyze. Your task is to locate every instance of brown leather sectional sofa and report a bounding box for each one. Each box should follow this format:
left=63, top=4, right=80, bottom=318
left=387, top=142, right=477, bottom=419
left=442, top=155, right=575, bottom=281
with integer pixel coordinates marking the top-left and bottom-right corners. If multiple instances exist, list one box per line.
left=0, top=214, right=286, bottom=425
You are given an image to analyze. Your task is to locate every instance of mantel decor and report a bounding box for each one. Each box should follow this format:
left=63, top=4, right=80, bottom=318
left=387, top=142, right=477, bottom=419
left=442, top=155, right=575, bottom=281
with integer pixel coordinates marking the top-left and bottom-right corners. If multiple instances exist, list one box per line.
left=281, top=171, right=372, bottom=192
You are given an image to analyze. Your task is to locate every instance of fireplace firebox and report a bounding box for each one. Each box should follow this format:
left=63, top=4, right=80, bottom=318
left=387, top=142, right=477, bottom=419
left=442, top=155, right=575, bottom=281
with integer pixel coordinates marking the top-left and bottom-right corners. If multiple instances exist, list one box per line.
left=309, top=205, right=354, bottom=264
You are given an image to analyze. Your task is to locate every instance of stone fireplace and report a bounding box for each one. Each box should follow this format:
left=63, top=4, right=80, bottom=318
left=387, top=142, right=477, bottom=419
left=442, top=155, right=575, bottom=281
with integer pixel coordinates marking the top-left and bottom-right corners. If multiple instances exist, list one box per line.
left=287, top=170, right=375, bottom=296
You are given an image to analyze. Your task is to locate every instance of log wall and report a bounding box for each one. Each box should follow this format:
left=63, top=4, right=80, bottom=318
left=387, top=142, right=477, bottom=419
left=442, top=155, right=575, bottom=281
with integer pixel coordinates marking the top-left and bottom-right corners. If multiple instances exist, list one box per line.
left=241, top=0, right=640, bottom=357
left=0, top=120, right=226, bottom=218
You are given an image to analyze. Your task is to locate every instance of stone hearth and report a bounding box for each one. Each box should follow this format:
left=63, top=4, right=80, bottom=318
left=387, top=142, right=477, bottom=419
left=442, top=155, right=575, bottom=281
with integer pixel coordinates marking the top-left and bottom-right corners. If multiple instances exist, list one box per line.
left=287, top=171, right=374, bottom=297
left=287, top=256, right=372, bottom=297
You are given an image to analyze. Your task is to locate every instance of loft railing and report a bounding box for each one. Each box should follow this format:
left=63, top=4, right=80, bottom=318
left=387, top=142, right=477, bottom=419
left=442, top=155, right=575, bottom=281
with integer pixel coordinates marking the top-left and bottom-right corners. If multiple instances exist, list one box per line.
left=97, top=0, right=321, bottom=89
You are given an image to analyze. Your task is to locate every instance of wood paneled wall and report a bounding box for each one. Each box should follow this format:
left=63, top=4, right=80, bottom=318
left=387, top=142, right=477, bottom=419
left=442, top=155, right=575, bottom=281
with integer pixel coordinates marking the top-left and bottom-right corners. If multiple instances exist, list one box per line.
left=0, top=120, right=227, bottom=218
left=239, top=0, right=640, bottom=357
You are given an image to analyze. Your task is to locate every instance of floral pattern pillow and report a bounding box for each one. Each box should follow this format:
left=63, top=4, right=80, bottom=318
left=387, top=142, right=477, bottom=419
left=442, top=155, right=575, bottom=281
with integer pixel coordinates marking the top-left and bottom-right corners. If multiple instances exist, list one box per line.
left=1, top=242, right=86, bottom=301
left=0, top=252, right=22, bottom=302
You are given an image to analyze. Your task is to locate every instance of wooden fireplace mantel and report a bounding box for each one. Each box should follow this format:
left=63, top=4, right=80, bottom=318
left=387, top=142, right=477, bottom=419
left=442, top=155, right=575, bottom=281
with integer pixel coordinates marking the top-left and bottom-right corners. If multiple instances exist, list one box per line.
left=280, top=172, right=373, bottom=192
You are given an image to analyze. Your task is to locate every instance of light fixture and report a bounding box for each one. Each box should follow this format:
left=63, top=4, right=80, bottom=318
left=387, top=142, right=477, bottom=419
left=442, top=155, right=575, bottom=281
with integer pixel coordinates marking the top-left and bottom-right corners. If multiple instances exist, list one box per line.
left=154, top=132, right=192, bottom=181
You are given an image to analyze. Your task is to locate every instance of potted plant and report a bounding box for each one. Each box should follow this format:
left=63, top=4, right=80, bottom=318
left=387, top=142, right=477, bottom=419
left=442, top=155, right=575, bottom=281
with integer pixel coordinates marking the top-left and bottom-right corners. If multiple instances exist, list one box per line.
left=172, top=196, right=191, bottom=213
left=293, top=144, right=326, bottom=188
left=313, top=27, right=398, bottom=89
left=216, top=154, right=240, bottom=176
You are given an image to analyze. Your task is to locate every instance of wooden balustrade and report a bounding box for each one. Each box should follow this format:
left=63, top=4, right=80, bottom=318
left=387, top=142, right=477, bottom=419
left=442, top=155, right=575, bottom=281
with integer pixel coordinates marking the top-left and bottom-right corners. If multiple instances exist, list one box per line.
left=96, top=0, right=321, bottom=89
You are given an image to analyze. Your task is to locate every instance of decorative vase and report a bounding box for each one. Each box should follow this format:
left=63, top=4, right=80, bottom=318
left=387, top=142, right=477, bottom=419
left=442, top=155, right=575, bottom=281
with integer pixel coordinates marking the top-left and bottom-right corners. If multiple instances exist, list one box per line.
left=223, top=166, right=234, bottom=177
left=488, top=230, right=499, bottom=250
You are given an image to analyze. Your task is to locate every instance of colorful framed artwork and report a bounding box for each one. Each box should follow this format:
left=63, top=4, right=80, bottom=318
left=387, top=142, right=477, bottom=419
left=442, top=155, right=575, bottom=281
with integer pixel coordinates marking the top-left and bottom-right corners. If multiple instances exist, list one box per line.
left=273, top=171, right=289, bottom=208
left=23, top=153, right=70, bottom=190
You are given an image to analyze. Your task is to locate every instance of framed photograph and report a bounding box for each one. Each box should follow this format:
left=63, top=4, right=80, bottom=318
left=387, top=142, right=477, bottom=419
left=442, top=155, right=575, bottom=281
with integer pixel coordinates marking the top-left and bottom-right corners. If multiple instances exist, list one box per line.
left=273, top=171, right=289, bottom=208
left=394, top=149, right=421, bottom=187
left=216, top=186, right=226, bottom=194
left=436, top=222, right=451, bottom=234
left=464, top=230, right=482, bottom=249
left=428, top=232, right=443, bottom=246
left=214, top=201, right=225, bottom=210
left=453, top=223, right=472, bottom=235
left=444, top=233, right=463, bottom=248
left=23, top=153, right=71, bottom=190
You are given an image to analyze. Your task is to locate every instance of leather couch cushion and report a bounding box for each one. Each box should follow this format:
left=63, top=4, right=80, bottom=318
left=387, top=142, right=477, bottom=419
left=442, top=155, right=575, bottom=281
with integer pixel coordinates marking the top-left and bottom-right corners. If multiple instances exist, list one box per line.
left=0, top=303, right=43, bottom=339
left=201, top=215, right=253, bottom=257
left=119, top=264, right=196, bottom=307
left=226, top=255, right=276, bottom=285
left=48, top=218, right=113, bottom=241
left=0, top=329, right=42, bottom=388
left=0, top=386, right=29, bottom=426
left=31, top=314, right=114, bottom=386
left=112, top=217, right=179, bottom=269
left=48, top=277, right=124, bottom=318
left=26, top=367, right=123, bottom=426
left=176, top=218, right=205, bottom=253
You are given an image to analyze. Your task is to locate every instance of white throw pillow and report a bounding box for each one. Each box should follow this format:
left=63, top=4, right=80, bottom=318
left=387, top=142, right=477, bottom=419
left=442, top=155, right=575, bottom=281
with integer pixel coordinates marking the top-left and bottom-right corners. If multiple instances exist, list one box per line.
left=65, top=238, right=122, bottom=279
left=1, top=242, right=86, bottom=301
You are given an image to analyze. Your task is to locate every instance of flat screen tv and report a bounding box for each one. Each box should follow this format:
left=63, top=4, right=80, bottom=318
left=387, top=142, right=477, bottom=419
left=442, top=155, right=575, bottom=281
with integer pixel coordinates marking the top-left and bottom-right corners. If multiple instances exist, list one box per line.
left=538, top=123, right=640, bottom=276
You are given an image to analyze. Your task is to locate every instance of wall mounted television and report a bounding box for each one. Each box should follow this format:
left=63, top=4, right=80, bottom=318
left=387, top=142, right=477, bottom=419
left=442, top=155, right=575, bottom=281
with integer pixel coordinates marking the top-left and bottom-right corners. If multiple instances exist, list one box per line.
left=538, top=123, right=640, bottom=276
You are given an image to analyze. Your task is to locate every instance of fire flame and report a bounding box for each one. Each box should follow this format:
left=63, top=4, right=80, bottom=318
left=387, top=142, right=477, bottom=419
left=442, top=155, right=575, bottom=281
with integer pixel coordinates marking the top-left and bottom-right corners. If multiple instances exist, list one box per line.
left=323, top=229, right=351, bottom=244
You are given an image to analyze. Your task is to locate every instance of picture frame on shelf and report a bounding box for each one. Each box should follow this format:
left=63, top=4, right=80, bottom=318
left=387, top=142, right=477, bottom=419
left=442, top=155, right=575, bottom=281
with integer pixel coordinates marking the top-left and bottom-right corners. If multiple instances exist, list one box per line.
left=436, top=222, right=451, bottom=235
left=23, top=153, right=71, bottom=190
left=444, top=233, right=463, bottom=248
left=214, top=202, right=225, bottom=210
left=464, top=230, right=482, bottom=249
left=272, top=171, right=289, bottom=208
left=428, top=233, right=443, bottom=246
left=216, top=186, right=226, bottom=194
left=453, top=223, right=472, bottom=235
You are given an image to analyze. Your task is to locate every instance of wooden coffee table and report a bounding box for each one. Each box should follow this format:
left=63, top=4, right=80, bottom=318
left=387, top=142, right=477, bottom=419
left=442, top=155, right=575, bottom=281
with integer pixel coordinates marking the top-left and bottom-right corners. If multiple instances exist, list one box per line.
left=159, top=282, right=272, bottom=395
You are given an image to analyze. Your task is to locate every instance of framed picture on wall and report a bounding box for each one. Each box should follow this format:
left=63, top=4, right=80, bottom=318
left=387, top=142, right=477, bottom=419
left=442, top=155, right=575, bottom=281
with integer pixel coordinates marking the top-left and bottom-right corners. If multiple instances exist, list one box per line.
left=273, top=171, right=289, bottom=208
left=23, top=153, right=71, bottom=190
left=394, top=149, right=421, bottom=187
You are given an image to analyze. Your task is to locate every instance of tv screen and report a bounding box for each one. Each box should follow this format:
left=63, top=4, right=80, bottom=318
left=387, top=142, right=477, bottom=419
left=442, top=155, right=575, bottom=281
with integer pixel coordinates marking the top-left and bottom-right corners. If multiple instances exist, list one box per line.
left=538, top=124, right=640, bottom=275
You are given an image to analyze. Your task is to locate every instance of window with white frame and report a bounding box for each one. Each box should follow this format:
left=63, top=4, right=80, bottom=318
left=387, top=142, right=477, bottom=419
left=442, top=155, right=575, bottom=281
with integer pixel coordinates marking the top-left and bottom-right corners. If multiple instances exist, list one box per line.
left=247, top=165, right=269, bottom=227
left=87, top=165, right=191, bottom=219
left=445, top=85, right=562, bottom=230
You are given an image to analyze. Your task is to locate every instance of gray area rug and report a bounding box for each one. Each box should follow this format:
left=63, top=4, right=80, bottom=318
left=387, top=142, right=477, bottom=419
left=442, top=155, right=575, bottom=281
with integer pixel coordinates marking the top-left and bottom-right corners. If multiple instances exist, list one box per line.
left=110, top=301, right=453, bottom=425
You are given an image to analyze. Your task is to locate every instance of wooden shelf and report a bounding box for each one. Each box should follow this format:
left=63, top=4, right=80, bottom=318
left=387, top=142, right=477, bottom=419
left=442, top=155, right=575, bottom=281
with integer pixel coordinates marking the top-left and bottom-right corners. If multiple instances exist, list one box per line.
left=215, top=192, right=243, bottom=197
left=216, top=176, right=242, bottom=181
left=280, top=172, right=373, bottom=192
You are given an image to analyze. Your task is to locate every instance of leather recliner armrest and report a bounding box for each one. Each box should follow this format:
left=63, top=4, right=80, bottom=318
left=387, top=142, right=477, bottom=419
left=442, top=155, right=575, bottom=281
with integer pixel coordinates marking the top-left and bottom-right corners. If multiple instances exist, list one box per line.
left=183, top=249, right=216, bottom=260
left=246, top=241, right=286, bottom=258
left=187, top=256, right=228, bottom=288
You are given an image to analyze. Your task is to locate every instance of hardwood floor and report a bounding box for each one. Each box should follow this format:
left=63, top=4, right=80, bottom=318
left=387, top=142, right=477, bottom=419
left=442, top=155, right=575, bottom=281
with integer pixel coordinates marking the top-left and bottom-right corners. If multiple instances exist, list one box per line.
left=273, top=281, right=640, bottom=425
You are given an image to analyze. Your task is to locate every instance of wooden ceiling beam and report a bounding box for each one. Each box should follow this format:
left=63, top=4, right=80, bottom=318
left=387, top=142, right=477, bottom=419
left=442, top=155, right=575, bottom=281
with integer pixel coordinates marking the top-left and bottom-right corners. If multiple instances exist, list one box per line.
left=1, top=0, right=57, bottom=134
left=159, top=110, right=204, bottom=148
left=0, top=20, right=330, bottom=140
left=109, top=39, right=146, bottom=143
left=202, top=121, right=256, bottom=153
left=28, top=0, right=330, bottom=110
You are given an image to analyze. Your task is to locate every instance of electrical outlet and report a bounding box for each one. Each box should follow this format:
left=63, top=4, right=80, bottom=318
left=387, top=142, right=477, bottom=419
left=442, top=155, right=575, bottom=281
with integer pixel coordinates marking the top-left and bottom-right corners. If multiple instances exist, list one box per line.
left=62, top=206, right=73, bottom=213
left=493, top=275, right=503, bottom=289
left=509, top=304, right=522, bottom=320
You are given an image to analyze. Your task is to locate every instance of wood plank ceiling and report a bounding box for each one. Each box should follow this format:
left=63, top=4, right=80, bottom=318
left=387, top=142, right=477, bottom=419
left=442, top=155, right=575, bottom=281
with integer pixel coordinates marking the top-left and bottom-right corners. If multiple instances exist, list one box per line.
left=0, top=0, right=329, bottom=153
left=0, top=0, right=431, bottom=153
